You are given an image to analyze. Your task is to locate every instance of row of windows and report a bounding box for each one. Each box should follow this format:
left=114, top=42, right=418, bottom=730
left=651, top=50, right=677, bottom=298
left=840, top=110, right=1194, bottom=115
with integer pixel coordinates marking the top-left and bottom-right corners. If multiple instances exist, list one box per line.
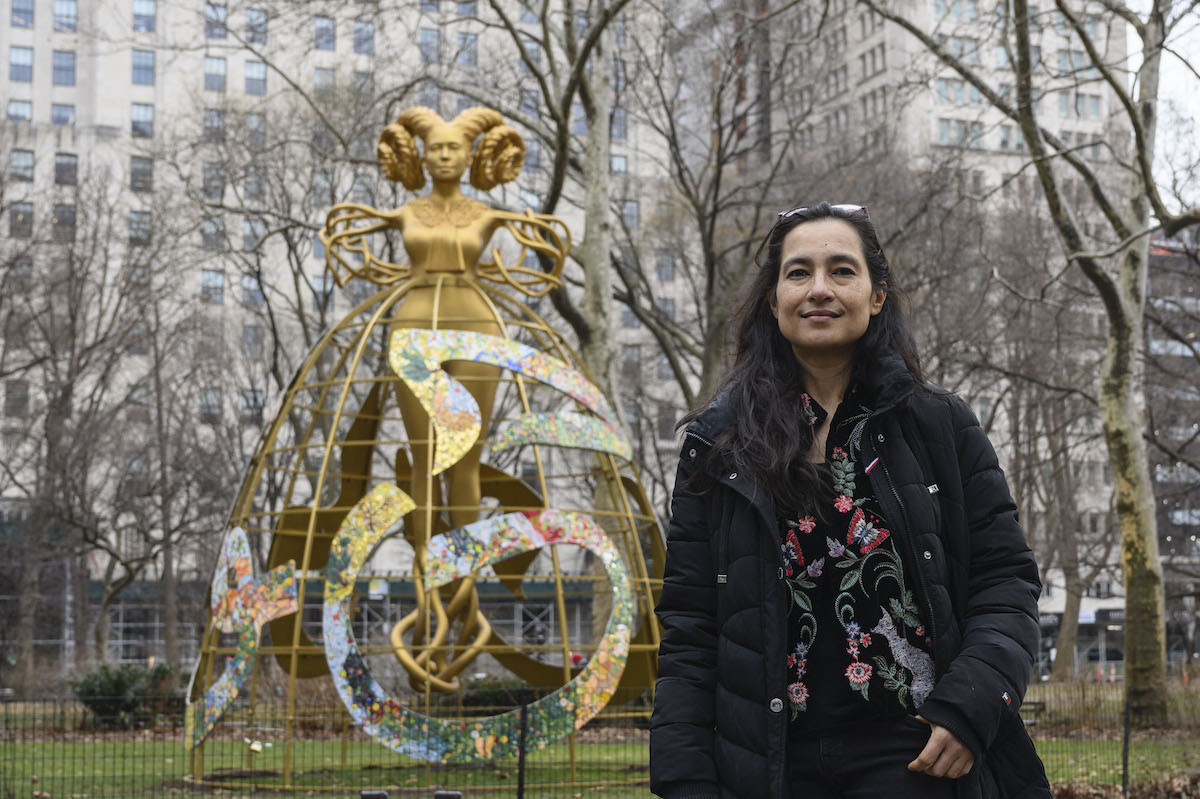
left=9, top=205, right=152, bottom=243
left=3, top=99, right=153, bottom=134
left=9, top=151, right=154, bottom=191
left=8, top=46, right=75, bottom=85
left=204, top=57, right=269, bottom=95
left=198, top=266, right=332, bottom=311
left=10, top=0, right=76, bottom=30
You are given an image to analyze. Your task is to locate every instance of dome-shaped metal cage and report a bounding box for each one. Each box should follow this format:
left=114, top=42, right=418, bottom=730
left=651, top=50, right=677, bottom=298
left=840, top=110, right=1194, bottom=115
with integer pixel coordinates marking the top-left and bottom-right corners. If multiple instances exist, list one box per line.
left=186, top=270, right=665, bottom=785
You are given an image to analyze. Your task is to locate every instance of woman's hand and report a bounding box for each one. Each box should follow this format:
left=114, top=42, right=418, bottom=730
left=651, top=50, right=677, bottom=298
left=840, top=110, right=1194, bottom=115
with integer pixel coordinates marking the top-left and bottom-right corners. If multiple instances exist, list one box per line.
left=907, top=715, right=974, bottom=778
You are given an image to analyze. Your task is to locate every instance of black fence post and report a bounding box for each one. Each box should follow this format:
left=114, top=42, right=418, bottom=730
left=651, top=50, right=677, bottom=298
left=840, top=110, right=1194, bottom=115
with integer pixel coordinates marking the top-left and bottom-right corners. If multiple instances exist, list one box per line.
left=517, top=686, right=531, bottom=799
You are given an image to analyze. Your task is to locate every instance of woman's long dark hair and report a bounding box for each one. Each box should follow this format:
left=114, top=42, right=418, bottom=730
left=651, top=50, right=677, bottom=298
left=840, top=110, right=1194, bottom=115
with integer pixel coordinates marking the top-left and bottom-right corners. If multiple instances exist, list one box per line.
left=680, top=202, right=925, bottom=514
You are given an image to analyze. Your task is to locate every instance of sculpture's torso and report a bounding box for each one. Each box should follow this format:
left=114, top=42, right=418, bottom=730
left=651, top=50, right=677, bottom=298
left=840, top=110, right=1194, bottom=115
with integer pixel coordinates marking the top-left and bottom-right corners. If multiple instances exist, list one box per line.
left=398, top=196, right=494, bottom=278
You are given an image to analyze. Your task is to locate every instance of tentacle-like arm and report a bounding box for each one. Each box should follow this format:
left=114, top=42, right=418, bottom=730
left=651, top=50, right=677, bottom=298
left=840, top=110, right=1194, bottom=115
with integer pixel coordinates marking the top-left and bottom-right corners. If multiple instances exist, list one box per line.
left=321, top=203, right=409, bottom=287
left=477, top=210, right=571, bottom=298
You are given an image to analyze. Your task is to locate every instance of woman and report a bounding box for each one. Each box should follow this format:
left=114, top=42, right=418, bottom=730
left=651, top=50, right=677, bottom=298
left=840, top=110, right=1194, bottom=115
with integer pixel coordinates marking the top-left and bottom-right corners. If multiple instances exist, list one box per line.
left=650, top=203, right=1049, bottom=799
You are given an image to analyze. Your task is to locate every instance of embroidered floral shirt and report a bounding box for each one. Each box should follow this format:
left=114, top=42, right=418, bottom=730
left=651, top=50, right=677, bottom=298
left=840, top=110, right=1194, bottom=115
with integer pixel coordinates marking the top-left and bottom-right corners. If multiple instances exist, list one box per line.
left=780, top=386, right=936, bottom=733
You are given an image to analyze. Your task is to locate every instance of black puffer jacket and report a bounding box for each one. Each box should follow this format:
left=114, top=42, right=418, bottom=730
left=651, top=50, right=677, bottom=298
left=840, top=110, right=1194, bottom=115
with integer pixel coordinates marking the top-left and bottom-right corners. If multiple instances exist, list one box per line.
left=650, top=353, right=1051, bottom=799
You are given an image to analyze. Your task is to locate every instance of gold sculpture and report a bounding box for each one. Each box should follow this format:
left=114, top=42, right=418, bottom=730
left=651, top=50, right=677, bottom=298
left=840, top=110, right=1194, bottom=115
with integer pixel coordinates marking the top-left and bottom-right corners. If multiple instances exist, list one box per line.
left=187, top=105, right=664, bottom=788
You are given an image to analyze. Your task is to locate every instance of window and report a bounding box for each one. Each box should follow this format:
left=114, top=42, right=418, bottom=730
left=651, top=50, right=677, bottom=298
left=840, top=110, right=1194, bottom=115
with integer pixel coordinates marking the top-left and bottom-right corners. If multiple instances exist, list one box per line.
left=311, top=271, right=333, bottom=310
left=619, top=199, right=639, bottom=230
left=10, top=149, right=32, bottom=182
left=51, top=103, right=74, bottom=125
left=610, top=153, right=627, bottom=174
left=311, top=231, right=325, bottom=260
left=421, top=0, right=438, bottom=11
left=456, top=94, right=472, bottom=114
left=310, top=169, right=333, bottom=204
left=419, top=27, right=440, bottom=62
left=245, top=60, right=266, bottom=95
left=571, top=102, right=586, bottom=134
left=131, top=103, right=153, bottom=137
left=354, top=20, right=374, bottom=54
left=11, top=0, right=32, bottom=27
left=244, top=112, right=265, bottom=148
left=200, top=268, right=224, bottom=303
left=525, top=139, right=540, bottom=170
left=352, top=70, right=373, bottom=99
left=240, top=389, right=264, bottom=425
left=350, top=173, right=373, bottom=204
left=457, top=32, right=477, bottom=66
left=519, top=36, right=540, bottom=73
left=519, top=89, right=538, bottom=115
left=242, top=217, right=265, bottom=250
left=52, top=203, right=75, bottom=243
left=4, top=380, right=29, bottom=418
left=132, top=50, right=154, bottom=84
left=8, top=256, right=31, bottom=292
left=656, top=296, right=675, bottom=321
left=314, top=66, right=334, bottom=98
left=9, top=202, right=31, bottom=238
left=243, top=165, right=263, bottom=202
left=419, top=80, right=440, bottom=108
left=53, top=0, right=76, bottom=30
left=657, top=354, right=673, bottom=380
left=198, top=387, right=222, bottom=423
left=204, top=56, right=227, bottom=91
left=201, top=216, right=225, bottom=250
left=133, top=0, right=155, bottom=32
left=620, top=344, right=641, bottom=378
left=50, top=50, right=76, bottom=86
left=610, top=106, right=627, bottom=140
left=656, top=251, right=675, bottom=282
left=10, top=46, right=32, bottom=82
left=131, top=156, right=153, bottom=192
left=245, top=7, right=266, bottom=43
left=241, top=323, right=265, bottom=359
left=54, top=152, right=77, bottom=185
left=314, top=16, right=335, bottom=50
left=657, top=405, right=677, bottom=440
left=613, top=58, right=627, bottom=91
left=241, top=273, right=264, bottom=305
left=457, top=0, right=477, bottom=13
left=129, top=210, right=152, bottom=245
left=203, top=108, right=225, bottom=142
left=7, top=99, right=30, bottom=120
left=204, top=2, right=226, bottom=38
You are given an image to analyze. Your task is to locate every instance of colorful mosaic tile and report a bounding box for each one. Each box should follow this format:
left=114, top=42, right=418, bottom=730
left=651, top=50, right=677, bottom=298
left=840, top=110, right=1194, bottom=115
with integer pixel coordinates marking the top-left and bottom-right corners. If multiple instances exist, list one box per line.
left=324, top=485, right=632, bottom=763
left=185, top=527, right=298, bottom=748
left=389, top=328, right=629, bottom=469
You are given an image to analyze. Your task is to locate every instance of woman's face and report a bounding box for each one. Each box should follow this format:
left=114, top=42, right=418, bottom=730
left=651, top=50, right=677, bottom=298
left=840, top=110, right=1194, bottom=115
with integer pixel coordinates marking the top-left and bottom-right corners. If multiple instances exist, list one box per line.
left=423, top=124, right=471, bottom=183
left=769, top=218, right=887, bottom=364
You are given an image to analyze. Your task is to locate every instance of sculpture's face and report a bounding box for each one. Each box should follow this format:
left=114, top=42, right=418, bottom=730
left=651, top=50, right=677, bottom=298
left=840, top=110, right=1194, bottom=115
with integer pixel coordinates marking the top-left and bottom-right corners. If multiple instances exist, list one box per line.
left=423, top=124, right=471, bottom=182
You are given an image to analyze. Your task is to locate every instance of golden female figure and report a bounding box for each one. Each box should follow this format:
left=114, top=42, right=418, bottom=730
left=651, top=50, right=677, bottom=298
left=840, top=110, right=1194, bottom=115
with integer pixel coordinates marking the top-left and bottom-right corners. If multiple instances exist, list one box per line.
left=322, top=107, right=569, bottom=691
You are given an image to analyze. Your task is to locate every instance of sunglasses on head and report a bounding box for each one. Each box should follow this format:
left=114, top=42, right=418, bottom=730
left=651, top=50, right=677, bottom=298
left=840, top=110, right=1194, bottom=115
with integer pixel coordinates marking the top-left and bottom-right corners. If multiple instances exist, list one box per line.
left=777, top=203, right=868, bottom=218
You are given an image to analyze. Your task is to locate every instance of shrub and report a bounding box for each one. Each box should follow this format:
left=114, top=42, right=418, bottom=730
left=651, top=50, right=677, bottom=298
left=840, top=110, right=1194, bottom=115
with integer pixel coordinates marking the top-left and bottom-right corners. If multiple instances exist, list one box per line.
left=68, top=662, right=184, bottom=729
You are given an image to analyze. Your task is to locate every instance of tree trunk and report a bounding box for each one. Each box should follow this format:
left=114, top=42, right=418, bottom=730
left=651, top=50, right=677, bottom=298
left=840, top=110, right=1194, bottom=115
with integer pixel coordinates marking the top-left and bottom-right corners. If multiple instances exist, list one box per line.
left=12, top=544, right=42, bottom=697
left=576, top=26, right=615, bottom=399
left=1052, top=580, right=1083, bottom=681
left=162, top=544, right=179, bottom=665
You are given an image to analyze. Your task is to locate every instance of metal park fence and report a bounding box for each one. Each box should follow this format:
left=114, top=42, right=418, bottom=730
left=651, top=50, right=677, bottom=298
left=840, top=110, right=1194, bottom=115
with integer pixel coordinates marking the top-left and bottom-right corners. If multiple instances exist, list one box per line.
left=2, top=682, right=1200, bottom=798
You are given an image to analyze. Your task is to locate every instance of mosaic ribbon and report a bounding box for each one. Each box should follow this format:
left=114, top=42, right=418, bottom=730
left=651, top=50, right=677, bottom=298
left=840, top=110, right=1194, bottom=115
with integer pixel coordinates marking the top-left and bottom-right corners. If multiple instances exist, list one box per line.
left=389, top=328, right=631, bottom=470
left=185, top=527, right=298, bottom=748
left=323, top=483, right=633, bottom=762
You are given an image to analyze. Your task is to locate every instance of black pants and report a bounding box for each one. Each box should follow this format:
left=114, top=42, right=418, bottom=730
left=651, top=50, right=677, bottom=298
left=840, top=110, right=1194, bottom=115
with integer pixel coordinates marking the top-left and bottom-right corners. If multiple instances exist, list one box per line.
left=786, top=714, right=958, bottom=798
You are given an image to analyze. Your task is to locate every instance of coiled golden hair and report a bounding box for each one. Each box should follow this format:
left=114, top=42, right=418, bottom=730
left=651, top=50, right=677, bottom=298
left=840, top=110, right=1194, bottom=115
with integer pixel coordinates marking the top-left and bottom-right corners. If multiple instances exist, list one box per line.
left=377, top=106, right=525, bottom=191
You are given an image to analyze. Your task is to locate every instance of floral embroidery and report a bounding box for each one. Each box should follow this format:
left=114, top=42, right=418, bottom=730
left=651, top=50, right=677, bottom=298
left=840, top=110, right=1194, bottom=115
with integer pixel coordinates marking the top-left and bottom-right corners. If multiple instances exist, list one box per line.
left=779, top=391, right=933, bottom=717
left=788, top=681, right=809, bottom=711
left=781, top=529, right=804, bottom=577
left=846, top=661, right=873, bottom=691
left=801, top=393, right=817, bottom=426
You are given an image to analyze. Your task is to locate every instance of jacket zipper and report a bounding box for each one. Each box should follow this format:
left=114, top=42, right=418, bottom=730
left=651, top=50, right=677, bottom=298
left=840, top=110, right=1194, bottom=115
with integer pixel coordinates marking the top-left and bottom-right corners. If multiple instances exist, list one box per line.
left=871, top=431, right=940, bottom=671
left=684, top=430, right=731, bottom=584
